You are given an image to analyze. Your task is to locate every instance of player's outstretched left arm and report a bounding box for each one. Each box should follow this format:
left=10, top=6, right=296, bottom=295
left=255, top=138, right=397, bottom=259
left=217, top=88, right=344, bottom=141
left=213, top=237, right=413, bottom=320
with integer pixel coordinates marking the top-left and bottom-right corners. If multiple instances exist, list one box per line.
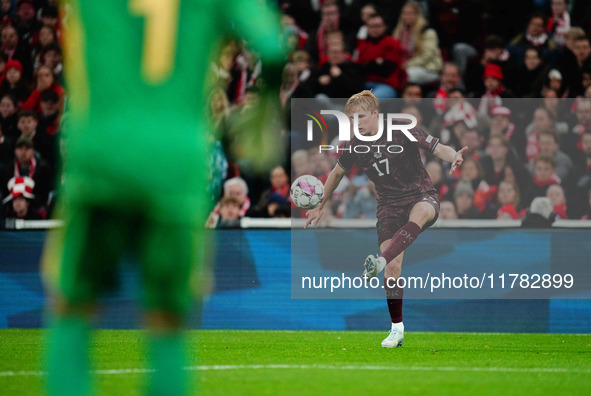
left=433, top=144, right=469, bottom=175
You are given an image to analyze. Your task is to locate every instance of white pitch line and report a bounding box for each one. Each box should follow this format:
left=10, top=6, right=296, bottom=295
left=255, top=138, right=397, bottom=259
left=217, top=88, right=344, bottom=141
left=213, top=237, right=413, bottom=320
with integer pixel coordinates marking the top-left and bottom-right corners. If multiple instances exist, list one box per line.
left=1, top=364, right=590, bottom=377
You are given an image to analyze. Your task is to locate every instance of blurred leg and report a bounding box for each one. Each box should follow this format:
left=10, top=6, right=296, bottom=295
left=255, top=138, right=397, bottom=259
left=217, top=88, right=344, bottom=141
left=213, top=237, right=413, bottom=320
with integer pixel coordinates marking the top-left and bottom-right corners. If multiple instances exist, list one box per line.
left=46, top=300, right=94, bottom=396
left=139, top=222, right=200, bottom=396
left=145, top=311, right=187, bottom=396
left=43, top=206, right=129, bottom=396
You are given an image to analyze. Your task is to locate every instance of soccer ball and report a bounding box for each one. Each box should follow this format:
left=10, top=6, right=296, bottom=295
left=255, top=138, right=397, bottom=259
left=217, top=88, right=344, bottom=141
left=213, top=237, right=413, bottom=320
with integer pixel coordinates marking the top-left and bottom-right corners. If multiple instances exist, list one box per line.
left=290, top=175, right=325, bottom=210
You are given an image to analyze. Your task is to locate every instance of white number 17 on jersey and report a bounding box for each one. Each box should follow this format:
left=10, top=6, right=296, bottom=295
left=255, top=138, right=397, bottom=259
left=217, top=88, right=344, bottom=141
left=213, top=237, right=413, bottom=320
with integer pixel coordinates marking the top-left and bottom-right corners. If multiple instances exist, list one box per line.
left=372, top=159, right=390, bottom=176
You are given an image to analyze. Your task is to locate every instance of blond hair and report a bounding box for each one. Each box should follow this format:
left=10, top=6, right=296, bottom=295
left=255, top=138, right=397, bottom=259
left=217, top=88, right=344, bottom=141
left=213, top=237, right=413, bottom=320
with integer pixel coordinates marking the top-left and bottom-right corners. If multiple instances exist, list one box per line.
left=344, top=90, right=380, bottom=115
left=393, top=1, right=429, bottom=55
left=565, top=27, right=586, bottom=41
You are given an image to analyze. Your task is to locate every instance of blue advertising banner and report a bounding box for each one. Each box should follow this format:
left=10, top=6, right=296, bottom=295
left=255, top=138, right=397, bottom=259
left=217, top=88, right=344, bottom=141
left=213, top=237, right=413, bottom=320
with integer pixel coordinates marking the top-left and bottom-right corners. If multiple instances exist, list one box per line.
left=0, top=230, right=589, bottom=333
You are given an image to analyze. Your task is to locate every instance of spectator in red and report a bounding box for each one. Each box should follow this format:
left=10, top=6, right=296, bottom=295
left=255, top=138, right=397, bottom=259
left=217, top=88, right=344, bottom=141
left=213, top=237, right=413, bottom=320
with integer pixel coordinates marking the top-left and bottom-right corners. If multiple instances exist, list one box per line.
left=454, top=181, right=481, bottom=219
left=205, top=196, right=242, bottom=229
left=546, top=183, right=568, bottom=219
left=507, top=12, right=557, bottom=68
left=211, top=41, right=257, bottom=106
left=0, top=24, right=32, bottom=82
left=316, top=30, right=351, bottom=68
left=0, top=59, right=30, bottom=103
left=458, top=157, right=496, bottom=212
left=532, top=129, right=573, bottom=181
left=568, top=98, right=591, bottom=155
left=281, top=6, right=308, bottom=51
left=547, top=0, right=571, bottom=48
left=525, top=107, right=555, bottom=162
left=205, top=177, right=251, bottom=227
left=571, top=129, right=591, bottom=185
left=478, top=63, right=511, bottom=115
left=502, top=161, right=535, bottom=207
left=392, top=1, right=442, bottom=85
left=432, top=62, right=461, bottom=114
left=489, top=106, right=524, bottom=161
left=354, top=14, right=404, bottom=98
left=306, top=2, right=342, bottom=64
left=22, top=65, right=65, bottom=114
left=0, top=94, right=18, bottom=139
left=1, top=136, right=51, bottom=211
left=439, top=96, right=478, bottom=151
left=37, top=90, right=60, bottom=137
left=2, top=175, right=43, bottom=219
left=287, top=51, right=314, bottom=99
left=529, top=154, right=561, bottom=199
left=465, top=35, right=513, bottom=98
left=494, top=180, right=525, bottom=220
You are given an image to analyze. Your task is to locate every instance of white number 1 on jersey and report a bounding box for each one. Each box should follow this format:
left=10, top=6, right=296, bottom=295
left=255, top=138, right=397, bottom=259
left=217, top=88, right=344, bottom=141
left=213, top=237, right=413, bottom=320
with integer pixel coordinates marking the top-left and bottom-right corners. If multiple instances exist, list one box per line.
left=372, top=159, right=390, bottom=176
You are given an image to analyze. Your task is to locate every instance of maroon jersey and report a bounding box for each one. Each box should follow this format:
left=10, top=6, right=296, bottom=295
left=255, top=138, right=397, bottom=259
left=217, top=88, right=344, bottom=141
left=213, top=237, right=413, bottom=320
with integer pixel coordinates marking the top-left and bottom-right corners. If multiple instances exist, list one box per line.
left=337, top=126, right=439, bottom=217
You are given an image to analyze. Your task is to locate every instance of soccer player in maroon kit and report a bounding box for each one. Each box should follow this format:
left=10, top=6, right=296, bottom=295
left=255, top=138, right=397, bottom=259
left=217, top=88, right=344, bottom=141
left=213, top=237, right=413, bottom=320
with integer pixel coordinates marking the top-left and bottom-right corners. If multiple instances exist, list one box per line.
left=305, top=91, right=467, bottom=348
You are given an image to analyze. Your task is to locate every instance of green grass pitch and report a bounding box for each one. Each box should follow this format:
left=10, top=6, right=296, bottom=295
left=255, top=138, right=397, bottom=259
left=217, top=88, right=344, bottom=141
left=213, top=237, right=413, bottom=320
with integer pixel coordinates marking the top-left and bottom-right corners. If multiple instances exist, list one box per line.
left=0, top=329, right=590, bottom=396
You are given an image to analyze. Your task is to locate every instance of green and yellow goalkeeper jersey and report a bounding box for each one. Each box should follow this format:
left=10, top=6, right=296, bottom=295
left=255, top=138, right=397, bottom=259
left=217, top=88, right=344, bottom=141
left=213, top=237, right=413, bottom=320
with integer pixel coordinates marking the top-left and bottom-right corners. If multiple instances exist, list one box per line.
left=62, top=0, right=284, bottom=222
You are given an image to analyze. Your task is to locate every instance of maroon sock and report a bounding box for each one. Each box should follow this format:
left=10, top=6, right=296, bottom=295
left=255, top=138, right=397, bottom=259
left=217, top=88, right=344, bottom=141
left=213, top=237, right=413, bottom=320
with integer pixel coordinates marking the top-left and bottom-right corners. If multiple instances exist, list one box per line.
left=380, top=221, right=422, bottom=263
left=384, top=277, right=403, bottom=323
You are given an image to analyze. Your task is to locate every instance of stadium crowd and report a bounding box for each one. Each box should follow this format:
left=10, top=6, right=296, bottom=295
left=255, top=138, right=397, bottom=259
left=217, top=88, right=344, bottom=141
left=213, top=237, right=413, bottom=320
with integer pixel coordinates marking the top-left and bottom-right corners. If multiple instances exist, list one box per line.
left=281, top=0, right=591, bottom=223
left=2, top=0, right=591, bottom=226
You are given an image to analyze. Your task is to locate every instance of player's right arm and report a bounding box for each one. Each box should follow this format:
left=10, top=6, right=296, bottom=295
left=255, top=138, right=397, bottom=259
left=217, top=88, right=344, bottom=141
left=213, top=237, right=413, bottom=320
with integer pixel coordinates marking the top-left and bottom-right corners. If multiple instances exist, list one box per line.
left=304, top=163, right=347, bottom=229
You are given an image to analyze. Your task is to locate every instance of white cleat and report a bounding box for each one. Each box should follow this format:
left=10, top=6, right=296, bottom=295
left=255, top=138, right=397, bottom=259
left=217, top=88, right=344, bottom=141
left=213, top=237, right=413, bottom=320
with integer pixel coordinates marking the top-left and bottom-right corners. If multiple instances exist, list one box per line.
left=381, top=328, right=404, bottom=348
left=362, top=254, right=380, bottom=280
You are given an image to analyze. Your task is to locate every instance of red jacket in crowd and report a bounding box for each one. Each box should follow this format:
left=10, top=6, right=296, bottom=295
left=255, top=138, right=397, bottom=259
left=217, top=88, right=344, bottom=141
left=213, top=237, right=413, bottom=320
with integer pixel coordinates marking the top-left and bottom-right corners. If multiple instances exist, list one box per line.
left=354, top=35, right=406, bottom=91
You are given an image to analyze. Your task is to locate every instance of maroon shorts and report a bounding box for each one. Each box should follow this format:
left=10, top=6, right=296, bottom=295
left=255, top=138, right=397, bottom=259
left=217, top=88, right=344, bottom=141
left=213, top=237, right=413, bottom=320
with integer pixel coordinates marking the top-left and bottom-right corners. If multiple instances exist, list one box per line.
left=376, top=192, right=440, bottom=246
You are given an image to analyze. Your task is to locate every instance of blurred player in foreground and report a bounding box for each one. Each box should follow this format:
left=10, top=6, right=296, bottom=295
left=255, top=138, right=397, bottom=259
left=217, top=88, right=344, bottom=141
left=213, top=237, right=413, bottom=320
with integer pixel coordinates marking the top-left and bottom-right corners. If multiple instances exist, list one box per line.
left=42, top=1, right=284, bottom=395
left=305, top=91, right=467, bottom=348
